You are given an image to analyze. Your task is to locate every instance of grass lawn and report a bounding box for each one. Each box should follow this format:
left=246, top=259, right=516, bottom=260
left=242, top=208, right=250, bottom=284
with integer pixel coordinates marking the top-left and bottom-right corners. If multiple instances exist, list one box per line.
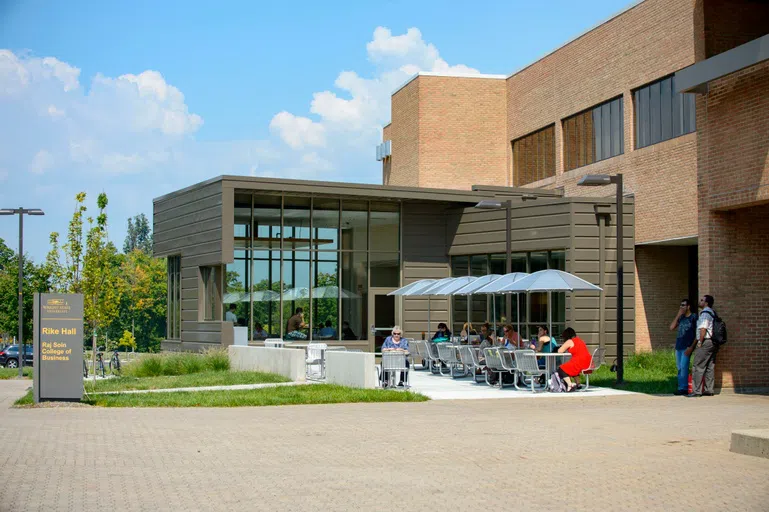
left=84, top=370, right=289, bottom=393
left=588, top=349, right=680, bottom=394
left=0, top=367, right=32, bottom=379
left=15, top=385, right=428, bottom=407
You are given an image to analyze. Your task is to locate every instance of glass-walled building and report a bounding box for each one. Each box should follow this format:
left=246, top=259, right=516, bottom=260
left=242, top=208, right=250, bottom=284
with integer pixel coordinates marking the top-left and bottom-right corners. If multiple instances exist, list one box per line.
left=225, top=193, right=399, bottom=343
left=154, top=176, right=634, bottom=356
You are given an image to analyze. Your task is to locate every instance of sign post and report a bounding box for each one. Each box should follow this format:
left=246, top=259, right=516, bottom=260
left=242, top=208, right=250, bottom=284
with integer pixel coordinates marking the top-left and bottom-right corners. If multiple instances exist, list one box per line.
left=33, top=293, right=84, bottom=403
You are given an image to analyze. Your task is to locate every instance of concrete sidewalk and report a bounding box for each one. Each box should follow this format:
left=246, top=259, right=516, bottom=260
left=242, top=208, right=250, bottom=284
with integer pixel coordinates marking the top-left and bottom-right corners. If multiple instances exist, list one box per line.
left=407, top=367, right=635, bottom=399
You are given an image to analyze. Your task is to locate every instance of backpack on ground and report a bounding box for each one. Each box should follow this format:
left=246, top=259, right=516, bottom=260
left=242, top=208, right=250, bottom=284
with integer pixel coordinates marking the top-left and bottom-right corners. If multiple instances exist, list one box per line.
left=703, top=310, right=727, bottom=346
left=550, top=372, right=567, bottom=393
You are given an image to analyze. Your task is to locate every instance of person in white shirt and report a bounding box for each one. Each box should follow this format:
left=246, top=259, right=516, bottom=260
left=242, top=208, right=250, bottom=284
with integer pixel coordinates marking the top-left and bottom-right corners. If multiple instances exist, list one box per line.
left=225, top=304, right=238, bottom=323
left=686, top=294, right=717, bottom=397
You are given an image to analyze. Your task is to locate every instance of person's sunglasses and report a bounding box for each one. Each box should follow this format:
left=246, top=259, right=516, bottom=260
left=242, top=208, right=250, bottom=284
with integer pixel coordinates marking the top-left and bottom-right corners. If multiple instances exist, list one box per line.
left=680, top=303, right=687, bottom=307
left=392, top=333, right=402, bottom=336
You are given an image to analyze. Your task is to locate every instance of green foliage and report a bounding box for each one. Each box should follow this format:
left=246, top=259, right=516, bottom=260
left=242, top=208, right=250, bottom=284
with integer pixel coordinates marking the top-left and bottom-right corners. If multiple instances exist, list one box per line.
left=82, top=385, right=429, bottom=408
left=0, top=367, right=32, bottom=379
left=118, top=330, right=136, bottom=351
left=84, top=370, right=288, bottom=393
left=0, top=238, right=50, bottom=342
left=123, top=213, right=153, bottom=255
left=589, top=349, right=681, bottom=394
left=126, top=350, right=230, bottom=378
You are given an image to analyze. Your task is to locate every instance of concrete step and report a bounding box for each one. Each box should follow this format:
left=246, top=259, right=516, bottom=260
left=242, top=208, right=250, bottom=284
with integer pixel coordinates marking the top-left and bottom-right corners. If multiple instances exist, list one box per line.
left=730, top=429, right=769, bottom=459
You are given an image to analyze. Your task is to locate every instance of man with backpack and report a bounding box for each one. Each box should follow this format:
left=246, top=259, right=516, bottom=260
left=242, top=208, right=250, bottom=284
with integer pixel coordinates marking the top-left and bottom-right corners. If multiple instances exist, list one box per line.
left=686, top=295, right=723, bottom=397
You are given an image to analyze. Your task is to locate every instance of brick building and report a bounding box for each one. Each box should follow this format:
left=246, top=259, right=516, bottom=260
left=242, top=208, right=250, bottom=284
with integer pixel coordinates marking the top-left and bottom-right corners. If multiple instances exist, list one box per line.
left=380, top=0, right=769, bottom=389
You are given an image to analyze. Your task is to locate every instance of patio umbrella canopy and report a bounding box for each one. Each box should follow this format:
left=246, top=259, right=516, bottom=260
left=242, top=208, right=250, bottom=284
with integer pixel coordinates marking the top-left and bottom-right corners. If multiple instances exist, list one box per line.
left=282, top=287, right=310, bottom=301
left=500, top=269, right=602, bottom=340
left=387, top=279, right=437, bottom=296
left=223, top=292, right=245, bottom=304
left=249, top=290, right=280, bottom=302
left=312, top=285, right=358, bottom=299
left=471, top=272, right=529, bottom=336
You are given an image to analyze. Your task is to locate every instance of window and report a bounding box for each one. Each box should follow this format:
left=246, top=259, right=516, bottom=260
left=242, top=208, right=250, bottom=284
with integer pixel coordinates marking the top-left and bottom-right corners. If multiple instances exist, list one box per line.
left=200, top=266, right=222, bottom=321
left=563, top=96, right=624, bottom=171
left=167, top=256, right=181, bottom=339
left=512, top=125, right=555, bottom=186
left=634, top=75, right=695, bottom=149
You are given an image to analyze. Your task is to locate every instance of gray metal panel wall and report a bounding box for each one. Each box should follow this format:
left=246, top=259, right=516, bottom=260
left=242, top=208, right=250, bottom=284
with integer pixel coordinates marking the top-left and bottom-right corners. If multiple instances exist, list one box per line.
left=570, top=200, right=635, bottom=358
left=401, top=203, right=451, bottom=340
left=153, top=180, right=226, bottom=350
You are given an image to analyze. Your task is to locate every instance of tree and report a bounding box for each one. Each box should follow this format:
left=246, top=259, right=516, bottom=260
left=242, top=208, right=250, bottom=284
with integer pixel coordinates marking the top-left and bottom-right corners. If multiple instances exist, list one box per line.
left=111, top=249, right=166, bottom=352
left=123, top=213, right=153, bottom=255
left=0, top=238, right=49, bottom=342
left=46, top=192, right=87, bottom=293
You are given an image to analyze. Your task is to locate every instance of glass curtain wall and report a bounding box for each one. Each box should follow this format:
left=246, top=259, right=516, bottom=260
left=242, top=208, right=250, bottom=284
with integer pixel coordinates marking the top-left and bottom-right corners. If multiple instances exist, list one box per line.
left=450, top=251, right=565, bottom=340
left=226, top=193, right=400, bottom=342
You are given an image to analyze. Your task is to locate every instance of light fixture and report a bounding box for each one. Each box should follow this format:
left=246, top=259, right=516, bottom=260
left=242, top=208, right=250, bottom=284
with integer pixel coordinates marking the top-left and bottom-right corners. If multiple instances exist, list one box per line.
left=474, top=200, right=503, bottom=209
left=577, top=174, right=613, bottom=186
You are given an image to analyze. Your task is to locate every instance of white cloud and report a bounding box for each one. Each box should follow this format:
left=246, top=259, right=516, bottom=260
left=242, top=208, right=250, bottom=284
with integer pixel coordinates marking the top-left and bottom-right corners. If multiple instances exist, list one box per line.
left=269, top=111, right=326, bottom=149
left=47, top=104, right=65, bottom=117
left=29, top=149, right=54, bottom=174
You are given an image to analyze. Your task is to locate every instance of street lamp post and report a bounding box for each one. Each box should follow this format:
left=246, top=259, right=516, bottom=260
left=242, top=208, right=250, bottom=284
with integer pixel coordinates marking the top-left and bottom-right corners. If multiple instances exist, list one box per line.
left=576, top=174, right=624, bottom=384
left=0, top=208, right=45, bottom=378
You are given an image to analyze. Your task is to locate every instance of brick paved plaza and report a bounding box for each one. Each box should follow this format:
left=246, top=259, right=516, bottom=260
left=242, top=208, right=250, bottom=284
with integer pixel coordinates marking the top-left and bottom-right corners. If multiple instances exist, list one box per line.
left=0, top=380, right=767, bottom=511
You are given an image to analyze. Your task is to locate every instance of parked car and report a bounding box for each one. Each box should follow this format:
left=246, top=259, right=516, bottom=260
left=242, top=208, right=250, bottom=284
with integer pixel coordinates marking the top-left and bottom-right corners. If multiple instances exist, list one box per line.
left=0, top=345, right=33, bottom=368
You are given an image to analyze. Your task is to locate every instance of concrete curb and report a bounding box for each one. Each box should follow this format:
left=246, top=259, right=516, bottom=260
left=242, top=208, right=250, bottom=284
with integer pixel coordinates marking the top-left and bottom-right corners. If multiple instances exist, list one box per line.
left=730, top=429, right=769, bottom=459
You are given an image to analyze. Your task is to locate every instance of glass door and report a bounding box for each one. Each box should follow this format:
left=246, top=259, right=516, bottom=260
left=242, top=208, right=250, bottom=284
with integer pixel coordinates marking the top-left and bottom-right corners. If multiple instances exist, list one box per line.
left=368, top=288, right=398, bottom=352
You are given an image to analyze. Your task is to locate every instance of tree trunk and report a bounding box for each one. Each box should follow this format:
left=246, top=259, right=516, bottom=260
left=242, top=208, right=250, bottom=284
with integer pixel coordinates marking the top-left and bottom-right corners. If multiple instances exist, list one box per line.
left=92, top=328, right=97, bottom=386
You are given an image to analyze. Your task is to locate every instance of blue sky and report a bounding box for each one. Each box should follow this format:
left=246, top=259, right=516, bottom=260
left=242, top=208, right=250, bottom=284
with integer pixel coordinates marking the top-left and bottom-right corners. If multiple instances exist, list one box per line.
left=0, top=0, right=631, bottom=262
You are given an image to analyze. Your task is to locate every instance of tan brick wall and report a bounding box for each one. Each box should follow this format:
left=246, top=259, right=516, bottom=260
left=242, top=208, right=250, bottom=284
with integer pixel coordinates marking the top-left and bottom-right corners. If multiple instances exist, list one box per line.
left=417, top=76, right=508, bottom=189
left=387, top=80, right=420, bottom=187
left=697, top=57, right=769, bottom=390
left=635, top=246, right=691, bottom=352
left=506, top=0, right=700, bottom=245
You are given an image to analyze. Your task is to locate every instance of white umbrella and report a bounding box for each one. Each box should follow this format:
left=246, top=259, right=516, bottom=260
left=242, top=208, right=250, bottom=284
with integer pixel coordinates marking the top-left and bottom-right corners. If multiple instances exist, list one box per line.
left=312, top=285, right=358, bottom=299
left=249, top=290, right=280, bottom=302
left=501, top=269, right=602, bottom=339
left=223, top=292, right=245, bottom=304
left=472, top=272, right=529, bottom=337
left=388, top=279, right=437, bottom=296
left=282, top=287, right=310, bottom=301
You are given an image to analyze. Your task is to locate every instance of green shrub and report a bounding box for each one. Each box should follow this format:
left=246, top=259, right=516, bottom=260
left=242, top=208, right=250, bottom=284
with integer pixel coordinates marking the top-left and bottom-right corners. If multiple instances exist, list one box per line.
left=203, top=347, right=230, bottom=372
left=129, top=355, right=165, bottom=378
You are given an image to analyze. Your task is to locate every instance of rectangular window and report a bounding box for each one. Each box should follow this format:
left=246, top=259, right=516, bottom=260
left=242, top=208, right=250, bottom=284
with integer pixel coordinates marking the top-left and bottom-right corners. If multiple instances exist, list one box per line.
left=167, top=256, right=181, bottom=339
left=200, top=266, right=222, bottom=321
left=563, top=97, right=623, bottom=171
left=512, top=125, right=555, bottom=186
left=634, top=75, right=695, bottom=149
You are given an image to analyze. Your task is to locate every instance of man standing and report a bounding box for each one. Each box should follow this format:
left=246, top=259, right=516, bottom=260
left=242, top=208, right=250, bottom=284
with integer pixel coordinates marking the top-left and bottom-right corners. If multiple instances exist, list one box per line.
left=670, top=299, right=697, bottom=395
left=686, top=295, right=717, bottom=397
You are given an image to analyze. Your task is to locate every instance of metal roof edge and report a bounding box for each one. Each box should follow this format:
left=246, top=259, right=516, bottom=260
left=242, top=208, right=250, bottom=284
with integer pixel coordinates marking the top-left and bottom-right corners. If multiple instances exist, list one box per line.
left=153, top=175, right=224, bottom=204
left=391, top=71, right=507, bottom=96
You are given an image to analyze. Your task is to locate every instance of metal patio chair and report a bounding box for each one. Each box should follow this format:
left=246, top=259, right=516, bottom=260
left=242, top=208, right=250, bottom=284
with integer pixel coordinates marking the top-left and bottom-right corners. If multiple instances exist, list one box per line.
left=410, top=339, right=430, bottom=370
left=424, top=342, right=443, bottom=374
left=381, top=351, right=409, bottom=388
left=498, top=349, right=522, bottom=390
left=513, top=350, right=548, bottom=393
left=306, top=342, right=327, bottom=380
left=437, top=343, right=466, bottom=378
left=580, top=347, right=605, bottom=391
left=483, top=347, right=508, bottom=388
left=458, top=345, right=485, bottom=383
left=264, top=338, right=285, bottom=348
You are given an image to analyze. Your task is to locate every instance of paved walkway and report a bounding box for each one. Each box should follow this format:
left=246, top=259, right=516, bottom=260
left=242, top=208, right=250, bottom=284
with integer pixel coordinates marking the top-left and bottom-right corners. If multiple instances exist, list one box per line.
left=0, top=379, right=768, bottom=511
left=407, top=367, right=635, bottom=399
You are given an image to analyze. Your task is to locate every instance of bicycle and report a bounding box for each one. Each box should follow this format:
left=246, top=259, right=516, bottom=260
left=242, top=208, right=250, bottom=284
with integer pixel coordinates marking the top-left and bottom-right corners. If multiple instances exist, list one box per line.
left=83, top=358, right=88, bottom=378
left=109, top=350, right=121, bottom=375
left=95, top=351, right=106, bottom=378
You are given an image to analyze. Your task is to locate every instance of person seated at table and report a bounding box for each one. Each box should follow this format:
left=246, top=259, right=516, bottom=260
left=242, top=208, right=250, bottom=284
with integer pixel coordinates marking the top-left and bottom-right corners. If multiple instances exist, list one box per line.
left=341, top=321, right=357, bottom=340
left=252, top=322, right=269, bottom=340
left=460, top=322, right=477, bottom=340
left=381, top=326, right=410, bottom=387
left=534, top=325, right=558, bottom=352
left=500, top=325, right=523, bottom=350
left=286, top=307, right=308, bottom=340
left=431, top=322, right=451, bottom=342
left=478, top=322, right=495, bottom=347
left=318, top=320, right=337, bottom=339
left=556, top=327, right=592, bottom=392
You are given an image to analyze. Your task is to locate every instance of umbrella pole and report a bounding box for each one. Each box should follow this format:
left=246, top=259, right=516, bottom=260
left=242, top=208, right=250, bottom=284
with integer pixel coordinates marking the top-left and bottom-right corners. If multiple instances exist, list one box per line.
left=427, top=297, right=431, bottom=341
left=516, top=293, right=521, bottom=344
left=548, top=290, right=552, bottom=343
left=492, top=294, right=496, bottom=338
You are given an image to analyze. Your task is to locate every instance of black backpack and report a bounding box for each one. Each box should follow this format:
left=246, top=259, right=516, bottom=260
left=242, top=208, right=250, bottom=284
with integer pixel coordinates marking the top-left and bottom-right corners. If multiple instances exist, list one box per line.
left=703, top=310, right=727, bottom=346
